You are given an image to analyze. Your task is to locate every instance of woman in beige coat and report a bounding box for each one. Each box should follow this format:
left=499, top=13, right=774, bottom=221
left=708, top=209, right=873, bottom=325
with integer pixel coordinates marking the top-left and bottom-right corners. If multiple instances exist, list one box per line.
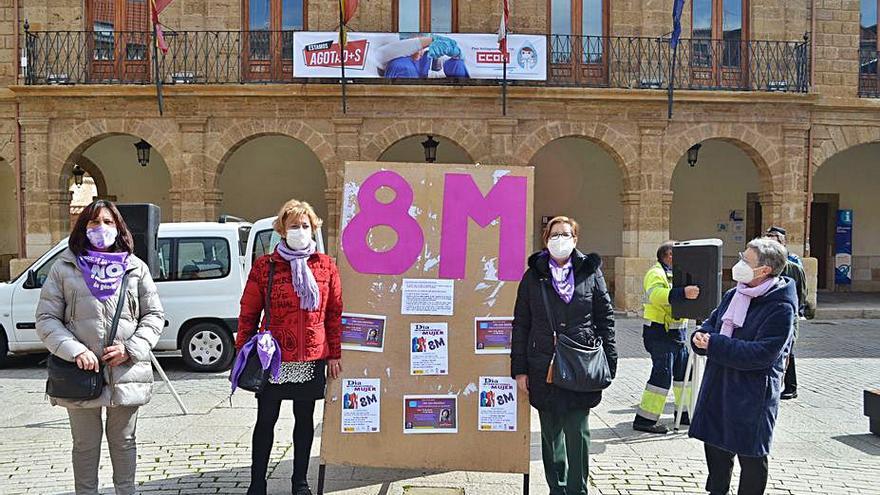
left=36, top=200, right=164, bottom=495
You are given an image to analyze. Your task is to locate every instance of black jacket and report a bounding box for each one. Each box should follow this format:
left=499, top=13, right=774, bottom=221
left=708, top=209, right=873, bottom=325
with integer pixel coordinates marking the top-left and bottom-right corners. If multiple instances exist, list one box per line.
left=510, top=250, right=618, bottom=412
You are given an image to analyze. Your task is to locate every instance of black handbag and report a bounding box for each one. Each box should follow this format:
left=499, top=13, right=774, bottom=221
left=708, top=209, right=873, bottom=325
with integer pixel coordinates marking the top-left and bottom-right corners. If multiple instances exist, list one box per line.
left=540, top=276, right=612, bottom=393
left=235, top=261, right=275, bottom=394
left=46, top=271, right=131, bottom=400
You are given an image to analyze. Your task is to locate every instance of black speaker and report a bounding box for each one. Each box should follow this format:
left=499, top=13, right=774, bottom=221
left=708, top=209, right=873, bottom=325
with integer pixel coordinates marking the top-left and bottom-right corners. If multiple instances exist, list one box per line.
left=117, top=203, right=160, bottom=278
left=671, top=239, right=723, bottom=321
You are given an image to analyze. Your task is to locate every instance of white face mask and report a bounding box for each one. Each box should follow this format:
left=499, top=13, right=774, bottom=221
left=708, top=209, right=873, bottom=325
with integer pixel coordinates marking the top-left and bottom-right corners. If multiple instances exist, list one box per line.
left=731, top=260, right=757, bottom=284
left=547, top=237, right=576, bottom=259
left=286, top=227, right=312, bottom=250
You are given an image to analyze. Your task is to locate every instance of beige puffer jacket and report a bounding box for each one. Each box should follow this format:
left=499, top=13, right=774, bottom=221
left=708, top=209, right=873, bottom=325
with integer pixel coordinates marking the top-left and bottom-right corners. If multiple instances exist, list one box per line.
left=36, top=249, right=164, bottom=408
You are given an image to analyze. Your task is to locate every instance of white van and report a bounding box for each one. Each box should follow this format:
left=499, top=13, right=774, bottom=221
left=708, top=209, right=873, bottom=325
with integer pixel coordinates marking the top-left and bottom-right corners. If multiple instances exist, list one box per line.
left=0, top=216, right=291, bottom=372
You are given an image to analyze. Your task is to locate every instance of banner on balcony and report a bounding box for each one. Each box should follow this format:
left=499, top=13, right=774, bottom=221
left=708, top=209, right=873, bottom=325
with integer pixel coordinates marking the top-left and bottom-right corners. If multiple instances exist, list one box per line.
left=293, top=32, right=546, bottom=80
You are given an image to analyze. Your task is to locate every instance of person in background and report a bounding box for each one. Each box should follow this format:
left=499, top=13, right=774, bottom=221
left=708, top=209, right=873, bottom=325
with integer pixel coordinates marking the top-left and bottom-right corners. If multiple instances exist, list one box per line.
left=511, top=216, right=617, bottom=495
left=689, top=237, right=797, bottom=495
left=764, top=226, right=808, bottom=400
left=633, top=242, right=700, bottom=434
left=237, top=199, right=343, bottom=495
left=36, top=200, right=164, bottom=495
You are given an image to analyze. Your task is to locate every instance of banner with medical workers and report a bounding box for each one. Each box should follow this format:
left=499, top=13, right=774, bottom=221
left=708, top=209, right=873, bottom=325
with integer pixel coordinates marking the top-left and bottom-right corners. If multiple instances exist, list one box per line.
left=293, top=32, right=547, bottom=80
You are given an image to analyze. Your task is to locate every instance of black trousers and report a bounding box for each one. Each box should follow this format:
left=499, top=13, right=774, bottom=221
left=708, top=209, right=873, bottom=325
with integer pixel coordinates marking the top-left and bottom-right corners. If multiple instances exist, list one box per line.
left=248, top=396, right=317, bottom=494
left=704, top=444, right=768, bottom=495
left=783, top=352, right=797, bottom=392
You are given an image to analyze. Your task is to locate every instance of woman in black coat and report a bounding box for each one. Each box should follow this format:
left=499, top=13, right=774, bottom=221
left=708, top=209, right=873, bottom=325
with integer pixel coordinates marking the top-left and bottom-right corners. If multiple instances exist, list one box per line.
left=511, top=216, right=617, bottom=495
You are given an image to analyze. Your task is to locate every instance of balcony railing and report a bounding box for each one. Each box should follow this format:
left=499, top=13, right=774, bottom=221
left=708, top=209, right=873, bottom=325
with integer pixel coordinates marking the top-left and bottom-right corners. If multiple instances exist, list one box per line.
left=23, top=29, right=810, bottom=93
left=860, top=47, right=879, bottom=97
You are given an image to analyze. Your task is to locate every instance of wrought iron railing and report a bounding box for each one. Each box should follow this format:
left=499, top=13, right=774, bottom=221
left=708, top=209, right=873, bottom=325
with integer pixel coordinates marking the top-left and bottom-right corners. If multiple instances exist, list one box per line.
left=859, top=47, right=879, bottom=97
left=23, top=29, right=811, bottom=93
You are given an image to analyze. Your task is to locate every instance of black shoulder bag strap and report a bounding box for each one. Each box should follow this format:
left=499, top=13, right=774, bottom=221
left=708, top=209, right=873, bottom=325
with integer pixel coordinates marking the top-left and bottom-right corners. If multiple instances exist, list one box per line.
left=106, top=271, right=132, bottom=347
left=261, top=261, right=275, bottom=333
left=538, top=275, right=558, bottom=339
left=538, top=275, right=560, bottom=384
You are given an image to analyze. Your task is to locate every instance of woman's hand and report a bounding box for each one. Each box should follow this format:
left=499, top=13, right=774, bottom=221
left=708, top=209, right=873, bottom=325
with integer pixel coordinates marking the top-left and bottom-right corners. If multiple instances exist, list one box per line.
left=328, top=359, right=343, bottom=380
left=75, top=350, right=100, bottom=372
left=515, top=374, right=529, bottom=394
left=692, top=332, right=710, bottom=350
left=102, top=343, right=129, bottom=367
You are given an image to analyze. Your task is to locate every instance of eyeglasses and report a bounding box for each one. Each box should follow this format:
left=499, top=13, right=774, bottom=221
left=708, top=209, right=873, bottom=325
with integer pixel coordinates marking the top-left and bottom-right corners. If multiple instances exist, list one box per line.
left=549, top=233, right=574, bottom=240
left=738, top=252, right=760, bottom=269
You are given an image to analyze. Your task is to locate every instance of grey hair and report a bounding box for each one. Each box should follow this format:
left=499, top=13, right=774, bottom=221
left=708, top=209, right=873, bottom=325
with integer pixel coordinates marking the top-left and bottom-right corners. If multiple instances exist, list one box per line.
left=747, top=237, right=788, bottom=277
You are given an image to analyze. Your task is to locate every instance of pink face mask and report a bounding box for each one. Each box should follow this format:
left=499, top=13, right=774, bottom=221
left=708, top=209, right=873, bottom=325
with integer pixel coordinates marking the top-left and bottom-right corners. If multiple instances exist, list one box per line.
left=86, top=225, right=118, bottom=250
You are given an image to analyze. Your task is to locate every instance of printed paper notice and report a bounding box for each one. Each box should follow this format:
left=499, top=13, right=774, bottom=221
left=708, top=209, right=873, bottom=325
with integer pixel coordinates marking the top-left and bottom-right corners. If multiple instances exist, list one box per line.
left=341, top=379, right=381, bottom=433
left=410, top=323, right=448, bottom=375
left=403, top=395, right=458, bottom=434
left=341, top=313, right=386, bottom=352
left=478, top=377, right=518, bottom=432
left=475, top=317, right=514, bottom=354
left=401, top=278, right=454, bottom=316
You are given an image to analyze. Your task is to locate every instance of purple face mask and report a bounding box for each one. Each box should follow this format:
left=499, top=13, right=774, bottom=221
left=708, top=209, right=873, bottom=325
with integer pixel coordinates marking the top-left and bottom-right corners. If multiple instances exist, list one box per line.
left=86, top=225, right=118, bottom=250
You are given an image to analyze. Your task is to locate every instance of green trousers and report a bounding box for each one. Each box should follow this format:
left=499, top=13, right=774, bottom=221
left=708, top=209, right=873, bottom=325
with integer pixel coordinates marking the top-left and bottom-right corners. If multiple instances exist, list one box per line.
left=539, top=408, right=591, bottom=495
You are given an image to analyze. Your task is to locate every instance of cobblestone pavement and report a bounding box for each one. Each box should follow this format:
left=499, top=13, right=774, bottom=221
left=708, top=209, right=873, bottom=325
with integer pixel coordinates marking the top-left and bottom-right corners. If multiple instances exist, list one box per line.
left=1, top=319, right=878, bottom=495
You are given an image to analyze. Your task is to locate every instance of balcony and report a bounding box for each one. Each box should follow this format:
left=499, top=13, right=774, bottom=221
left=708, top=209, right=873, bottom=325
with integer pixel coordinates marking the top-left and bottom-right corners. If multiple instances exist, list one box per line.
left=23, top=30, right=810, bottom=94
left=860, top=47, right=879, bottom=97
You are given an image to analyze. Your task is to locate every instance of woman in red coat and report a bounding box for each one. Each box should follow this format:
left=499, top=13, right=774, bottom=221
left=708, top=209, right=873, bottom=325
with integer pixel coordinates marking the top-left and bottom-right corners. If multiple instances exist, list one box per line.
left=236, top=199, right=343, bottom=495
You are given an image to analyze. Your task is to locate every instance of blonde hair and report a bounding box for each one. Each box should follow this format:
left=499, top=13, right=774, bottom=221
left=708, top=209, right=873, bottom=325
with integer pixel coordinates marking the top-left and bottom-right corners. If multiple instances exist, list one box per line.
left=542, top=216, right=580, bottom=246
left=272, top=199, right=323, bottom=236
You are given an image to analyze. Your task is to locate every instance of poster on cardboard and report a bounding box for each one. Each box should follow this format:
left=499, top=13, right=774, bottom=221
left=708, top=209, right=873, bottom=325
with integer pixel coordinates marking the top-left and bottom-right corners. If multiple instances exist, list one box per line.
left=341, top=379, right=381, bottom=433
left=410, top=323, right=449, bottom=375
left=403, top=395, right=458, bottom=434
left=341, top=313, right=386, bottom=352
left=474, top=317, right=513, bottom=354
left=478, top=376, right=518, bottom=432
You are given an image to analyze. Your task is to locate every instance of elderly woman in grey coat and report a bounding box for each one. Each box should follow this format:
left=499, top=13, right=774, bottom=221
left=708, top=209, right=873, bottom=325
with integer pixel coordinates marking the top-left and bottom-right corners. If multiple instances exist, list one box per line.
left=36, top=200, right=164, bottom=495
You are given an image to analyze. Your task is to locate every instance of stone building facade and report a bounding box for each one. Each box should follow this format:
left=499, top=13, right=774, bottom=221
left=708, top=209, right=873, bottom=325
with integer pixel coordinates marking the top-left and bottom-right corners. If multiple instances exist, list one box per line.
left=1, top=0, right=879, bottom=310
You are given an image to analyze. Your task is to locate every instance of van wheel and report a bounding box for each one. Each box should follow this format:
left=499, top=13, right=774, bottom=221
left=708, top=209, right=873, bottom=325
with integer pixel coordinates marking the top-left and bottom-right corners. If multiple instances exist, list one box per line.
left=181, top=323, right=234, bottom=372
left=0, top=330, right=8, bottom=368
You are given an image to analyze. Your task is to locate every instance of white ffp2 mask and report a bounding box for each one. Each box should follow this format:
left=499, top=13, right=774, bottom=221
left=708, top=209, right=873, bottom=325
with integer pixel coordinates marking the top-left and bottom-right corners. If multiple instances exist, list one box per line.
left=286, top=227, right=312, bottom=250
left=548, top=237, right=576, bottom=259
left=732, top=260, right=756, bottom=284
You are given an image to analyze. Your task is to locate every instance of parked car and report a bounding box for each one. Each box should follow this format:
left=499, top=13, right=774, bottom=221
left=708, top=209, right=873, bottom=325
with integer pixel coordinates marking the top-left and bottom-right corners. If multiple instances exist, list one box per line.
left=0, top=216, right=318, bottom=372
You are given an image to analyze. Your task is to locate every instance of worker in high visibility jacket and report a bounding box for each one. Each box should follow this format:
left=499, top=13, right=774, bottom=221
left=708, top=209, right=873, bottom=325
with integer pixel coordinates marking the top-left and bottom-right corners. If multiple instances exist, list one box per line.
left=633, top=242, right=700, bottom=434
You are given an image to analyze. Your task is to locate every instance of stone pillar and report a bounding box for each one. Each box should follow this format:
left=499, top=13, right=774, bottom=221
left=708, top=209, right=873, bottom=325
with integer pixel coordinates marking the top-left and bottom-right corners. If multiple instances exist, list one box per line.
left=758, top=190, right=783, bottom=237
left=779, top=124, right=810, bottom=257
left=204, top=188, right=224, bottom=221
left=171, top=117, right=209, bottom=221
left=327, top=118, right=364, bottom=257
left=614, top=124, right=671, bottom=312
left=19, top=117, right=52, bottom=258
left=48, top=188, right=72, bottom=243
left=486, top=118, right=518, bottom=165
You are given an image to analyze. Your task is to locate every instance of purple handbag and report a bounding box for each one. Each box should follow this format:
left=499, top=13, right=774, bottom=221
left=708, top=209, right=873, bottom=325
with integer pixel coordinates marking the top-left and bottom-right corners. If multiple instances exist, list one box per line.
left=230, top=261, right=281, bottom=394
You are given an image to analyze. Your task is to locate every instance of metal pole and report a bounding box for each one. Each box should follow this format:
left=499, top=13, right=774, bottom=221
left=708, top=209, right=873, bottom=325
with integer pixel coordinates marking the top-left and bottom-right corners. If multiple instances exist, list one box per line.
left=667, top=42, right=678, bottom=120
left=149, top=352, right=188, bottom=415
left=502, top=47, right=508, bottom=116
left=153, top=21, right=164, bottom=115
left=317, top=463, right=327, bottom=494
left=339, top=6, right=347, bottom=114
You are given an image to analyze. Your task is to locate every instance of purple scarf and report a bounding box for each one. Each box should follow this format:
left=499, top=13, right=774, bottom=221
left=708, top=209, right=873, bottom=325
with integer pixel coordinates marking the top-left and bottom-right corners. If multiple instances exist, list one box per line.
left=75, top=250, right=130, bottom=301
left=229, top=331, right=281, bottom=394
left=549, top=255, right=574, bottom=304
left=275, top=240, right=320, bottom=311
left=720, top=277, right=777, bottom=337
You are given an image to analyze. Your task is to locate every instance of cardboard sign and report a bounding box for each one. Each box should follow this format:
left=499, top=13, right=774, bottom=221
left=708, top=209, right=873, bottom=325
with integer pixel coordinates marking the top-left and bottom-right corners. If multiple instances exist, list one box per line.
left=321, top=161, right=533, bottom=474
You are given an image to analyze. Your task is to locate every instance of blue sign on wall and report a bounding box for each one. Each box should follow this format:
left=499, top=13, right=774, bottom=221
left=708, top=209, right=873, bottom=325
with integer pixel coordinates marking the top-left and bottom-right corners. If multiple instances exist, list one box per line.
left=834, top=209, right=853, bottom=285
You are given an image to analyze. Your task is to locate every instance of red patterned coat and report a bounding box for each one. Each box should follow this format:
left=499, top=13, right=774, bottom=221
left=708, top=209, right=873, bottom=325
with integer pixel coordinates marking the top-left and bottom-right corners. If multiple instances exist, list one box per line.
left=236, top=251, right=343, bottom=362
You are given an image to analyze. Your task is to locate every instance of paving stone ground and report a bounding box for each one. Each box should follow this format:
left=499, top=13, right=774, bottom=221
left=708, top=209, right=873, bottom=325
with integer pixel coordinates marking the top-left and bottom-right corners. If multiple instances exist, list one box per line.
left=1, top=319, right=878, bottom=494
